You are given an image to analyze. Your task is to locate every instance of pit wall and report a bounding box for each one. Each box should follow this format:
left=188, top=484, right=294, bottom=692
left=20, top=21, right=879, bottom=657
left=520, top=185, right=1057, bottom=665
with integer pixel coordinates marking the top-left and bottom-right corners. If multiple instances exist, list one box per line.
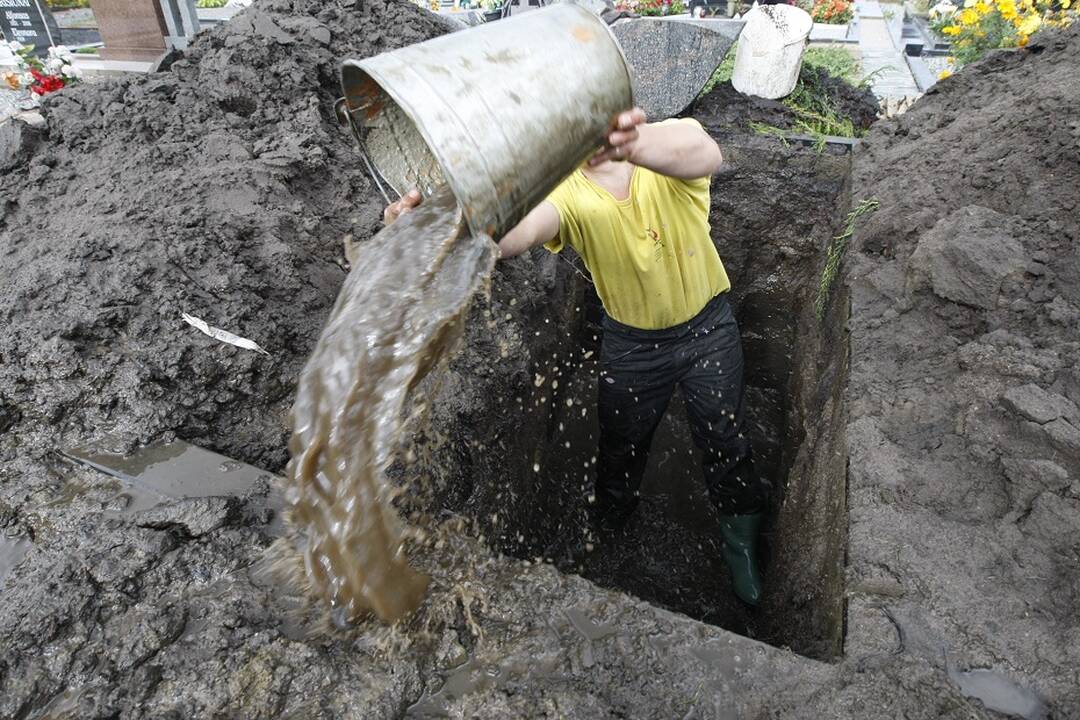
left=404, top=134, right=853, bottom=660
left=708, top=136, right=852, bottom=658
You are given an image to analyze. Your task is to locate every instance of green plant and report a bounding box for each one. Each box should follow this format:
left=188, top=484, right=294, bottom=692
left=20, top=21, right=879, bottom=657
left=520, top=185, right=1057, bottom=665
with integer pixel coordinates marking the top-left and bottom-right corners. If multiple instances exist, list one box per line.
left=816, top=199, right=880, bottom=320
left=699, top=44, right=871, bottom=145
left=615, top=0, right=687, bottom=15
left=196, top=0, right=230, bottom=7
left=802, top=46, right=861, bottom=83
left=45, top=0, right=91, bottom=8
left=749, top=121, right=791, bottom=146
left=701, top=45, right=860, bottom=98
left=783, top=76, right=859, bottom=137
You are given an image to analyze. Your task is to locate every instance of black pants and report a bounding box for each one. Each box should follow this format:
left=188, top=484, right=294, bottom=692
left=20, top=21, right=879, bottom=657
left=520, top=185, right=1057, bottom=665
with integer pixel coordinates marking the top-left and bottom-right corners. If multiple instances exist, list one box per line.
left=595, top=292, right=768, bottom=523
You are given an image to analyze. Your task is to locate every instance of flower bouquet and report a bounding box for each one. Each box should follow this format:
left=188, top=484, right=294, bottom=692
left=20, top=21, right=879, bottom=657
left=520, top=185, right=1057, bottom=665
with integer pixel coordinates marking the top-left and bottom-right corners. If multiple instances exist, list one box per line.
left=2, top=41, right=83, bottom=98
left=930, top=0, right=1075, bottom=67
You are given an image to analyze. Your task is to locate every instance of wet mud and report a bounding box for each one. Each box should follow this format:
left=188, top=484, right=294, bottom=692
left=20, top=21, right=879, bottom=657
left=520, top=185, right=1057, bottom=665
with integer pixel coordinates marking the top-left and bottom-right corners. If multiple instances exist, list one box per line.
left=280, top=187, right=494, bottom=624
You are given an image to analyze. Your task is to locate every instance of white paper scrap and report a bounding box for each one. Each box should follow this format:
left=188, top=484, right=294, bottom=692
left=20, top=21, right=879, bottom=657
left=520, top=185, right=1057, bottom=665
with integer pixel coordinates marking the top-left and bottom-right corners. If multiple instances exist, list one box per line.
left=182, top=313, right=270, bottom=356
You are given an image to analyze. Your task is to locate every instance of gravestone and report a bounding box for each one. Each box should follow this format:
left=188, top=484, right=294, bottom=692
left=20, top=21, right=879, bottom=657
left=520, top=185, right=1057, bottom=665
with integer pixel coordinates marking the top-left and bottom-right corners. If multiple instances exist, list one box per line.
left=0, top=0, right=61, bottom=58
left=88, top=0, right=168, bottom=61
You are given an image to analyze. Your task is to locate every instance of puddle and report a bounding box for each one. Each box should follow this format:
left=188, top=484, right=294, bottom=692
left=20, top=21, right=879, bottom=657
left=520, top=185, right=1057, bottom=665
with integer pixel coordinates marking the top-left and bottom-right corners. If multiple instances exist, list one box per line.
left=947, top=664, right=1048, bottom=720
left=564, top=607, right=619, bottom=642
left=408, top=659, right=505, bottom=719
left=60, top=438, right=274, bottom=514
left=0, top=532, right=31, bottom=585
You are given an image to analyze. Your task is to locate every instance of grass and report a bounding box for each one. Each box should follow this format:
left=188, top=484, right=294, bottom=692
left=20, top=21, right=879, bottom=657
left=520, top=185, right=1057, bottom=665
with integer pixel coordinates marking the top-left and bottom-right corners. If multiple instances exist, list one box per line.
left=748, top=121, right=791, bottom=146
left=700, top=44, right=870, bottom=143
left=815, top=198, right=880, bottom=320
left=803, top=46, right=861, bottom=85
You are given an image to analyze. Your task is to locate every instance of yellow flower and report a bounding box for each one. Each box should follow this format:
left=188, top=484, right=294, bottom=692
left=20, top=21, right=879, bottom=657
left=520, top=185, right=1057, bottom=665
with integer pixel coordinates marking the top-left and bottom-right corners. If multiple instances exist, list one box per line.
left=960, top=7, right=979, bottom=21
left=938, top=69, right=953, bottom=79
left=1062, top=0, right=1071, bottom=7
left=1017, top=13, right=1041, bottom=33
left=942, top=23, right=963, bottom=33
left=3, top=71, right=21, bottom=91
left=1017, top=32, right=1029, bottom=45
left=999, top=2, right=1018, bottom=19
left=975, top=0, right=991, bottom=12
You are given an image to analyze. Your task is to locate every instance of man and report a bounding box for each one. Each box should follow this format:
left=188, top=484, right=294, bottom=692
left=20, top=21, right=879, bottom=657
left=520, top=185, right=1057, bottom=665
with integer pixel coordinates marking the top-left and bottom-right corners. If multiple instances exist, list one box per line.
left=385, top=108, right=769, bottom=605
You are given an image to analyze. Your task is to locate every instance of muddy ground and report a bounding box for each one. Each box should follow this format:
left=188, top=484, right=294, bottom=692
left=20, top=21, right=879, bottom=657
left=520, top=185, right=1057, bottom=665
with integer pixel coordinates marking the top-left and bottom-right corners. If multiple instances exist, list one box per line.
left=0, top=0, right=1077, bottom=717
left=843, top=24, right=1080, bottom=716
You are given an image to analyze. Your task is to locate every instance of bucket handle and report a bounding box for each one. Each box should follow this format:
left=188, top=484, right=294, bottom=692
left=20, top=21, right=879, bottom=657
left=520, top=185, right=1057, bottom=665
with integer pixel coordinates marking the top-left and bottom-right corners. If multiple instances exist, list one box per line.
left=335, top=97, right=398, bottom=207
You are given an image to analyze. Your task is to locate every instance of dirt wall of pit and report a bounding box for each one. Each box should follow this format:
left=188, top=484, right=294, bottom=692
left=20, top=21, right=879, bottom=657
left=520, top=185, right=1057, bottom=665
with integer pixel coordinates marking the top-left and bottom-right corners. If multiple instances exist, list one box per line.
left=842, top=25, right=1080, bottom=712
left=705, top=137, right=852, bottom=659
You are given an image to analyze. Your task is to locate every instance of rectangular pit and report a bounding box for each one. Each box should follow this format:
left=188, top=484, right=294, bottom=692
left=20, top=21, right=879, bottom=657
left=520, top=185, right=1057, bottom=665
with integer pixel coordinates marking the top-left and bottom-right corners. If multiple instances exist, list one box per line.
left=405, top=137, right=853, bottom=660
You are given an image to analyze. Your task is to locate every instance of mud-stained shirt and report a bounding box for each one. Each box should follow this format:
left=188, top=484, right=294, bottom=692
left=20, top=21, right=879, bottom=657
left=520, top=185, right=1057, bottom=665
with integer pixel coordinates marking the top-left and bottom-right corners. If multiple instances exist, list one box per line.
left=544, top=118, right=730, bottom=330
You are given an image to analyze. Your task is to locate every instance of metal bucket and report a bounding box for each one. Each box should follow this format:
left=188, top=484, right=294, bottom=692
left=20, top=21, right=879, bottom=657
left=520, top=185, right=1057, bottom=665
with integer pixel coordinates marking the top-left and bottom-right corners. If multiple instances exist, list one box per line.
left=339, top=4, right=634, bottom=239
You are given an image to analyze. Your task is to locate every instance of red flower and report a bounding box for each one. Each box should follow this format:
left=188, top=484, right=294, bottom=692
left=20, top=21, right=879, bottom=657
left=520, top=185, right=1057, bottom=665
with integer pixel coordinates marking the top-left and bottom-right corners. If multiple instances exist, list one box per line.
left=29, top=67, right=65, bottom=95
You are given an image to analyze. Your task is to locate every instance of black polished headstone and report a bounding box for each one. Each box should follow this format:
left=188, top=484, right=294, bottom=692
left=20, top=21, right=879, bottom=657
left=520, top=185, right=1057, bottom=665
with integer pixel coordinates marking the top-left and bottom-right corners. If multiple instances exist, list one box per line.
left=0, top=0, right=61, bottom=58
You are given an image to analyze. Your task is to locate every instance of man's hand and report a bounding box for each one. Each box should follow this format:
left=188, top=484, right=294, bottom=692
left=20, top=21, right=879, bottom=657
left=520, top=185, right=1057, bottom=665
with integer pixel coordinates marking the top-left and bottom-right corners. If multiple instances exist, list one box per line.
left=593, top=110, right=723, bottom=180
left=383, top=189, right=422, bottom=225
left=589, top=107, right=647, bottom=167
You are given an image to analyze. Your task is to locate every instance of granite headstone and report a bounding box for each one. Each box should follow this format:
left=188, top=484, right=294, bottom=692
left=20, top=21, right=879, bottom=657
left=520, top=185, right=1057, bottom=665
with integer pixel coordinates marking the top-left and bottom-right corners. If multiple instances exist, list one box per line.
left=0, top=0, right=61, bottom=58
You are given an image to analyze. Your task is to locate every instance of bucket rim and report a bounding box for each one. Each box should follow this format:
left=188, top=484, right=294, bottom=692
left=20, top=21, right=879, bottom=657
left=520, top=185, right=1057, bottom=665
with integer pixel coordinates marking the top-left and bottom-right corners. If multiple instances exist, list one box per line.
left=741, top=4, right=813, bottom=46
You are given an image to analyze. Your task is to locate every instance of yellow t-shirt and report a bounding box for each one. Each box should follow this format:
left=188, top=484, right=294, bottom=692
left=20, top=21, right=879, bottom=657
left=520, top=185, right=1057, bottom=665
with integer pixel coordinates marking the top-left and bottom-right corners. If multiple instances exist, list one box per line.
left=544, top=121, right=730, bottom=330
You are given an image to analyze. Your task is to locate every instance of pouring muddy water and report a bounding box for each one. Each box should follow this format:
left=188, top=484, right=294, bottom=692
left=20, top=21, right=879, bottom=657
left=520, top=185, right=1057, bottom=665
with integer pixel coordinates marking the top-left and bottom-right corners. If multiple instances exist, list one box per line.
left=278, top=4, right=635, bottom=625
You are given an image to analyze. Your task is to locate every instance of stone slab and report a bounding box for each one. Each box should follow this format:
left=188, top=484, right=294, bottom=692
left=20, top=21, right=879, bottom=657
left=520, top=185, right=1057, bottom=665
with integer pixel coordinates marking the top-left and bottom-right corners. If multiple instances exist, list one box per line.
left=89, top=0, right=167, bottom=62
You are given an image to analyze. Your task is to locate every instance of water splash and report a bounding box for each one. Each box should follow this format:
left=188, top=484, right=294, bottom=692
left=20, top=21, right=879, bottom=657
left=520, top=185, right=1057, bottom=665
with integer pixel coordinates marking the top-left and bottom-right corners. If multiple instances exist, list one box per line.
left=277, top=187, right=495, bottom=625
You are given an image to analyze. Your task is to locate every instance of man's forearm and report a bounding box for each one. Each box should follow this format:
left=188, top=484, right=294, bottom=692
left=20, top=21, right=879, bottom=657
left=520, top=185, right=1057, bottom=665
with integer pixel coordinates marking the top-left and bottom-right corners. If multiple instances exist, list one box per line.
left=628, top=123, right=723, bottom=180
left=496, top=201, right=561, bottom=260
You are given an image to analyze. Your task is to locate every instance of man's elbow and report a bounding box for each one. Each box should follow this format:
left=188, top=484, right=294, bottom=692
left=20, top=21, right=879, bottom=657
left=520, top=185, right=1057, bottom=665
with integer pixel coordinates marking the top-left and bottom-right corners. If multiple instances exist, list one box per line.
left=706, top=139, right=724, bottom=175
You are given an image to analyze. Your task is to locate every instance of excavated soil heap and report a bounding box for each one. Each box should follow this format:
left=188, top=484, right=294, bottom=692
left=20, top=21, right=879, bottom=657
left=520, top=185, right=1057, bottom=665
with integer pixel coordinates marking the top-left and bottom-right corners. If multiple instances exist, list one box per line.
left=843, top=24, right=1080, bottom=714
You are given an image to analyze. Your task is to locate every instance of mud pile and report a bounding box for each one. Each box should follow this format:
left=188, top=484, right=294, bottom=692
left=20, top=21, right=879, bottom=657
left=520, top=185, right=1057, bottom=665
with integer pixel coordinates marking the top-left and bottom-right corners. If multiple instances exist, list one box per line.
left=845, top=24, right=1080, bottom=713
left=0, top=0, right=452, bottom=469
left=693, top=65, right=880, bottom=137
left=0, top=1, right=581, bottom=715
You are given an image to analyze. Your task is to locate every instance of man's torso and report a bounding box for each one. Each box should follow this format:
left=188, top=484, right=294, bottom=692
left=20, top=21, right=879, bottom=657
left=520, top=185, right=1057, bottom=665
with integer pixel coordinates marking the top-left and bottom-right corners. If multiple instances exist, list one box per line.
left=545, top=158, right=730, bottom=330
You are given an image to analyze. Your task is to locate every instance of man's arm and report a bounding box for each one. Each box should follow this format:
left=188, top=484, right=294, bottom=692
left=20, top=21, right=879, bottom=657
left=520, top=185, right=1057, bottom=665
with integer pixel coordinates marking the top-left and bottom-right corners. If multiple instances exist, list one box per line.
left=384, top=190, right=559, bottom=261
left=495, top=201, right=560, bottom=259
left=590, top=108, right=723, bottom=180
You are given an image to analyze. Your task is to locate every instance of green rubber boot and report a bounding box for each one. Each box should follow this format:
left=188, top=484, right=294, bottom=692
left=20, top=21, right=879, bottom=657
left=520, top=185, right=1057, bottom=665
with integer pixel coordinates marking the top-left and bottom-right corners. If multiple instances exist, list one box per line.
left=718, top=514, right=763, bottom=606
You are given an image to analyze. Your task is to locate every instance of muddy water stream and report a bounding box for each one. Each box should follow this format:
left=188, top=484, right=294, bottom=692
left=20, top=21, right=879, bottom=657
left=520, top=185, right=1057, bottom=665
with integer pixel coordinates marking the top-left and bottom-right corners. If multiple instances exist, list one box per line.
left=280, top=186, right=496, bottom=625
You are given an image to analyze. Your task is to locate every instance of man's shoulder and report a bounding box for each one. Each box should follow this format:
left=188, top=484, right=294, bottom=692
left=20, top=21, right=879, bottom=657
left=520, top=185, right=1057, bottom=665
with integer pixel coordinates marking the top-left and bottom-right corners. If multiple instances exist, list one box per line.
left=546, top=169, right=586, bottom=210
